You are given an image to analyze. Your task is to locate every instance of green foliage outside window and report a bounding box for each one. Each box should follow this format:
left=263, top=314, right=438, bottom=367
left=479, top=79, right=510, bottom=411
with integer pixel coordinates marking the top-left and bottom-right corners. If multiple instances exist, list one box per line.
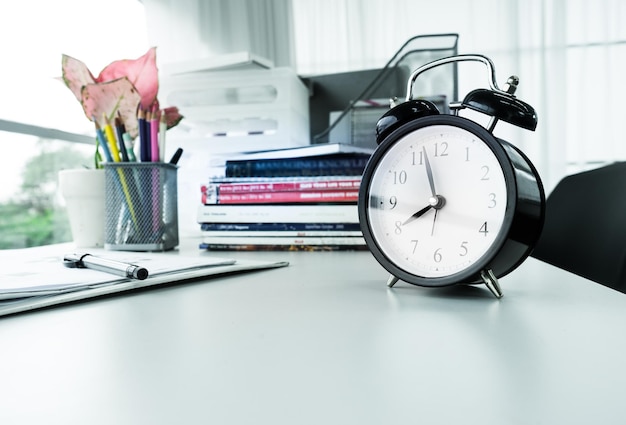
left=0, top=140, right=91, bottom=250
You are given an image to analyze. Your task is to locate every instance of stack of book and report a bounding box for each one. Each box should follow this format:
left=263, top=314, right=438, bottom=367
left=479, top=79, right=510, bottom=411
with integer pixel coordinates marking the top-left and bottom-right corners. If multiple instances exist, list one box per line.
left=197, top=144, right=373, bottom=251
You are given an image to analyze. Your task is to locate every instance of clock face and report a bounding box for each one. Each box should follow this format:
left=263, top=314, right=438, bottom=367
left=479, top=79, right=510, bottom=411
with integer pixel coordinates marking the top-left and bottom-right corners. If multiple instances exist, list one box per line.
left=360, top=116, right=515, bottom=286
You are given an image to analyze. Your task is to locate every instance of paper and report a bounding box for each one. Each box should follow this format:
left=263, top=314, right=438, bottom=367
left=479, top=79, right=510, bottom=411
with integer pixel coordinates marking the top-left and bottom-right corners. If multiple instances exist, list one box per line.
left=0, top=243, right=289, bottom=317
left=0, top=243, right=236, bottom=299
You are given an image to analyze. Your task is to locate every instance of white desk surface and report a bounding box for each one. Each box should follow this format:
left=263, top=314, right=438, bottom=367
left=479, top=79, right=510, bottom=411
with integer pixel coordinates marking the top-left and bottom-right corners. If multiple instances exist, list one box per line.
left=1, top=242, right=626, bottom=425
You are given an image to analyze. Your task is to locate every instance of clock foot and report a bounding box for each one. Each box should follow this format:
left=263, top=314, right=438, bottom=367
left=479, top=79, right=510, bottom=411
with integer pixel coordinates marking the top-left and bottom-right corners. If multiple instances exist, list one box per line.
left=387, top=274, right=400, bottom=288
left=480, top=269, right=503, bottom=299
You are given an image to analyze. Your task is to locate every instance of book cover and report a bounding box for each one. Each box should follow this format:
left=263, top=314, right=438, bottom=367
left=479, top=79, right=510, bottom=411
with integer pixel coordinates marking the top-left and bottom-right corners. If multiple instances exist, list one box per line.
left=227, top=143, right=374, bottom=160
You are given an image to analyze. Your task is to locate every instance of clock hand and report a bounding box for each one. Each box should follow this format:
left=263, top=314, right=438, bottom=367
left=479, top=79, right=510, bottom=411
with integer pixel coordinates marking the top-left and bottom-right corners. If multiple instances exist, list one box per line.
left=422, top=146, right=443, bottom=236
left=402, top=204, right=433, bottom=226
left=422, top=146, right=437, bottom=197
left=402, top=195, right=445, bottom=226
left=431, top=208, right=439, bottom=236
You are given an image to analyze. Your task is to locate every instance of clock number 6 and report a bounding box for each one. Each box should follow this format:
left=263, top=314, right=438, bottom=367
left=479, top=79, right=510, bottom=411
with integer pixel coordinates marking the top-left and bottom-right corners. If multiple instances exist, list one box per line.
left=434, top=248, right=442, bottom=263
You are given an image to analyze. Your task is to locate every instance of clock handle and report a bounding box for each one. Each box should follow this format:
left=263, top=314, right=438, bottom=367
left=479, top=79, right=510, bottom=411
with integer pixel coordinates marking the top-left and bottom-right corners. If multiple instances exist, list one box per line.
left=480, top=269, right=503, bottom=299
left=404, top=54, right=505, bottom=102
left=404, top=54, right=538, bottom=132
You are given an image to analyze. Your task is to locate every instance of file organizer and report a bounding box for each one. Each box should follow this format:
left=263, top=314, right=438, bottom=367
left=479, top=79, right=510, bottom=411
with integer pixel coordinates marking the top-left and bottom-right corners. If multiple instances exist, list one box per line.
left=104, top=163, right=179, bottom=251
left=159, top=67, right=310, bottom=152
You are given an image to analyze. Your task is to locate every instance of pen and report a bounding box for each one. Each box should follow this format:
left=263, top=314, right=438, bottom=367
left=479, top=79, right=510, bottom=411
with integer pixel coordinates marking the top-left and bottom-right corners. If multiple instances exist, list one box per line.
left=169, top=147, right=183, bottom=165
left=63, top=253, right=149, bottom=280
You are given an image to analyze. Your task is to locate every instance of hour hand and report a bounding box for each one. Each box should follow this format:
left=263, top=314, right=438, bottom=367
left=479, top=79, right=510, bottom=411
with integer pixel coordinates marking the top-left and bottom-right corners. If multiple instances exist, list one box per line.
left=402, top=195, right=445, bottom=226
left=402, top=204, right=433, bottom=226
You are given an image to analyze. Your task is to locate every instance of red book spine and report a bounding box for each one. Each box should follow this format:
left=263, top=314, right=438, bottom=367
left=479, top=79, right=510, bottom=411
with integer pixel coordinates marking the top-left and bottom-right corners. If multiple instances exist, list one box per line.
left=207, top=190, right=359, bottom=204
left=213, top=179, right=361, bottom=193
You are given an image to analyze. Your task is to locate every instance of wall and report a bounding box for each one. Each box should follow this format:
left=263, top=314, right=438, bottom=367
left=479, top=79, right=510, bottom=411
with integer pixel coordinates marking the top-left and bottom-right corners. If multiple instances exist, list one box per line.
left=141, top=0, right=295, bottom=68
left=141, top=0, right=626, bottom=205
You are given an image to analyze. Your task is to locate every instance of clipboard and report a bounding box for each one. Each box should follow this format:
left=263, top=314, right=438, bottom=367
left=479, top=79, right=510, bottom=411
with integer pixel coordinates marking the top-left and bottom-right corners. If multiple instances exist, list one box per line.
left=0, top=243, right=289, bottom=317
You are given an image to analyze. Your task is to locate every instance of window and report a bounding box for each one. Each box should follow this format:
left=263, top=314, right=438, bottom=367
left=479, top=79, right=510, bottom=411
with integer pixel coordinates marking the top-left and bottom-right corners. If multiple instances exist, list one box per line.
left=0, top=0, right=148, bottom=249
left=291, top=0, right=626, bottom=191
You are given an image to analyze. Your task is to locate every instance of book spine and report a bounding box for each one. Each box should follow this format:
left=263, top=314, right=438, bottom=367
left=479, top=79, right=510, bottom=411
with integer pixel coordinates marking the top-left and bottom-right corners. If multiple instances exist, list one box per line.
left=201, top=230, right=363, bottom=237
left=204, top=190, right=359, bottom=205
left=197, top=204, right=359, bottom=224
left=201, top=235, right=367, bottom=246
left=225, top=154, right=370, bottom=177
left=199, top=222, right=362, bottom=232
left=199, top=242, right=369, bottom=252
left=204, top=178, right=361, bottom=194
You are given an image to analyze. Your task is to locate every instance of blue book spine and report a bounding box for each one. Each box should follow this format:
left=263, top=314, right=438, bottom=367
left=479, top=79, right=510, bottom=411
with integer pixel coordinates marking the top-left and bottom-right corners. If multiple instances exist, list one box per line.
left=224, top=154, right=371, bottom=177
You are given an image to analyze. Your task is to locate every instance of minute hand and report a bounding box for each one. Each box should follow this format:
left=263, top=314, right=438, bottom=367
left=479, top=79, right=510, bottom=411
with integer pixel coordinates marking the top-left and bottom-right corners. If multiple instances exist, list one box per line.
left=422, top=146, right=437, bottom=196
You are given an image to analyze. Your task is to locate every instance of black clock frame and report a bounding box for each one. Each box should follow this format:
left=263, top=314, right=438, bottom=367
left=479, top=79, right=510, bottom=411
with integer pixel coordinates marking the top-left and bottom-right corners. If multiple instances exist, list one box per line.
left=358, top=114, right=546, bottom=288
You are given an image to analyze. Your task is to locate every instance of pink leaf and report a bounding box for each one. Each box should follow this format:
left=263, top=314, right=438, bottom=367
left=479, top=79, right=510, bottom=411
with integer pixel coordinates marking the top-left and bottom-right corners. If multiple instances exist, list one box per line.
left=162, top=106, right=184, bottom=129
left=61, top=54, right=96, bottom=104
left=96, top=47, right=159, bottom=109
left=81, top=77, right=141, bottom=139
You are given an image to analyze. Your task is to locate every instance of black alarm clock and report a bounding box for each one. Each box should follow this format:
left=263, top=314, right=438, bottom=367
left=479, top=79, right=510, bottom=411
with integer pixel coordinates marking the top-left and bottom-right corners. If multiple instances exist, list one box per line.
left=358, top=54, right=545, bottom=298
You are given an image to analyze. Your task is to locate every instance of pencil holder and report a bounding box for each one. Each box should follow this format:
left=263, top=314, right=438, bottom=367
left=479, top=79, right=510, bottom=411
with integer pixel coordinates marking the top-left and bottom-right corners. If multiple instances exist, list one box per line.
left=104, top=162, right=179, bottom=251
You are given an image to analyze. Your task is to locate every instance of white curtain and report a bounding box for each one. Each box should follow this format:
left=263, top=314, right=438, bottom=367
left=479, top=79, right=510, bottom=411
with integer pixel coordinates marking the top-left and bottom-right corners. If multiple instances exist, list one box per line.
left=142, top=0, right=626, bottom=192
left=142, top=0, right=295, bottom=67
left=292, top=0, right=626, bottom=192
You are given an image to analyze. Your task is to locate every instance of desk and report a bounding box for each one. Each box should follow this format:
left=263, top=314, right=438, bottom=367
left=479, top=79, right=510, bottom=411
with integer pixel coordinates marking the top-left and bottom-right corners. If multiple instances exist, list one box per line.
left=1, top=244, right=626, bottom=425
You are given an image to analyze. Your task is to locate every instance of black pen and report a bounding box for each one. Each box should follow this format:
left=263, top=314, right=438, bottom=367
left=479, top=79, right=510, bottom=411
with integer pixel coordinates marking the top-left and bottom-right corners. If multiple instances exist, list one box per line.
left=169, top=147, right=183, bottom=165
left=63, top=253, right=149, bottom=280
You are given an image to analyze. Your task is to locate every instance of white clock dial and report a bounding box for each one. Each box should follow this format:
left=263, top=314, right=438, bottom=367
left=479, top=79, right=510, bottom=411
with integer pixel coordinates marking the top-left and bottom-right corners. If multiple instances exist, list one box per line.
left=365, top=123, right=508, bottom=280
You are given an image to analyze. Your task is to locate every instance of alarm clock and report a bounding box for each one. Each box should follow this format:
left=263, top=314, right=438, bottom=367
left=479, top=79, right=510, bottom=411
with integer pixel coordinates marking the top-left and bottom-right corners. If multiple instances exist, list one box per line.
left=358, top=54, right=545, bottom=298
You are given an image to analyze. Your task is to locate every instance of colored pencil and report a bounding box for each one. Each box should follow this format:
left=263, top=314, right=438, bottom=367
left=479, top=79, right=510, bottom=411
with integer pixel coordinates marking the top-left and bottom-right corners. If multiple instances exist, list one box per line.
left=93, top=116, right=113, bottom=162
left=103, top=114, right=121, bottom=162
left=150, top=105, right=160, bottom=162
left=115, top=113, right=129, bottom=162
left=138, top=105, right=150, bottom=162
left=122, top=133, right=137, bottom=162
left=159, top=111, right=167, bottom=162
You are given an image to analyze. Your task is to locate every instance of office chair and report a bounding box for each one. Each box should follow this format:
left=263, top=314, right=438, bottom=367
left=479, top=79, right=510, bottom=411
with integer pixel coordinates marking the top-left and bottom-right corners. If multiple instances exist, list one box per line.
left=531, top=162, right=626, bottom=293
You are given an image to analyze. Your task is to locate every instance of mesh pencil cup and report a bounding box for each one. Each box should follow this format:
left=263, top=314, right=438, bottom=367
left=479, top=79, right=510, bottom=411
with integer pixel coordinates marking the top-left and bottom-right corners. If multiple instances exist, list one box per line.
left=104, top=162, right=179, bottom=251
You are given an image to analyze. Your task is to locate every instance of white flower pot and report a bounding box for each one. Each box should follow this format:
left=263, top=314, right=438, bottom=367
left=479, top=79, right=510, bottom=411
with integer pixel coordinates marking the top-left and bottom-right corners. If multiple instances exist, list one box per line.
left=58, top=168, right=105, bottom=248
